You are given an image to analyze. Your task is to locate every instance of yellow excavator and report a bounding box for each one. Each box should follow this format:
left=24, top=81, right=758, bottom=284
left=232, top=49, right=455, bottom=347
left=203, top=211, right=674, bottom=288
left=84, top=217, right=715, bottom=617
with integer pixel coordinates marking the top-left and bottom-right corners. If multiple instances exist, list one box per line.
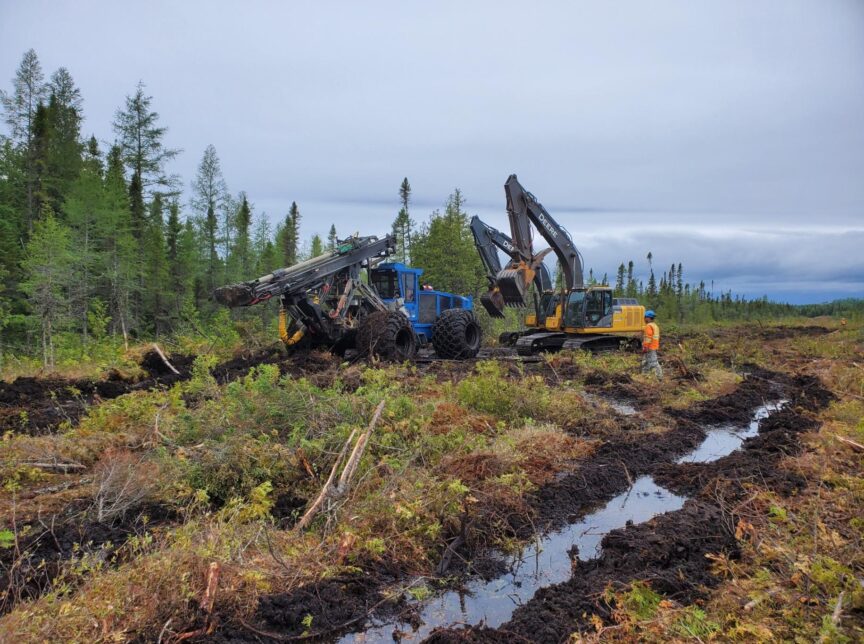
left=482, top=174, right=645, bottom=355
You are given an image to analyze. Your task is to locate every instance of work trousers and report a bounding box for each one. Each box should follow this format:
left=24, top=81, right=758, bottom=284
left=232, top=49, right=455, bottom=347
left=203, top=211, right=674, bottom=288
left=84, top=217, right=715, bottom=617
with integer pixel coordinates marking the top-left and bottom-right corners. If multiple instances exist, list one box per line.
left=642, top=350, right=663, bottom=379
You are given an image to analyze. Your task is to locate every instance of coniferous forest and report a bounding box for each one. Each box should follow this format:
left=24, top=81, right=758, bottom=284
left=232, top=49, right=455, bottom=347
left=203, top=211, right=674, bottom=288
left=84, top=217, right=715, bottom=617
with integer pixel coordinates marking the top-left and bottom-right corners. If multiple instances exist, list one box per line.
left=1, top=50, right=860, bottom=368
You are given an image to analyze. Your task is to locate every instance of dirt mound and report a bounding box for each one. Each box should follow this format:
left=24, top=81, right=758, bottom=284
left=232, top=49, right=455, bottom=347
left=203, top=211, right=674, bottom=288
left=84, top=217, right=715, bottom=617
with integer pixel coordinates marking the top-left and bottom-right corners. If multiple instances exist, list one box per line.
left=757, top=325, right=832, bottom=340
left=0, top=346, right=308, bottom=435
left=212, top=570, right=406, bottom=643
left=0, top=502, right=176, bottom=615
left=426, top=500, right=738, bottom=643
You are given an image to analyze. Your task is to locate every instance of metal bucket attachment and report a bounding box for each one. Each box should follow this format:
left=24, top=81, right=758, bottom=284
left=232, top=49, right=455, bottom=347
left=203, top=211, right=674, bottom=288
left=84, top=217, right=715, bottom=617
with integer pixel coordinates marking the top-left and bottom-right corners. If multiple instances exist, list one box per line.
left=213, top=283, right=256, bottom=308
left=480, top=288, right=506, bottom=318
left=495, top=268, right=530, bottom=306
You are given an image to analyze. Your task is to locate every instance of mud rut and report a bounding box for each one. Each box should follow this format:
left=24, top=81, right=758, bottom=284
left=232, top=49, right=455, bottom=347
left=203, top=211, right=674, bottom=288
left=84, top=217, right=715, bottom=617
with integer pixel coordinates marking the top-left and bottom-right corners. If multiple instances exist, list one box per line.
left=210, top=365, right=831, bottom=643
left=0, top=330, right=833, bottom=640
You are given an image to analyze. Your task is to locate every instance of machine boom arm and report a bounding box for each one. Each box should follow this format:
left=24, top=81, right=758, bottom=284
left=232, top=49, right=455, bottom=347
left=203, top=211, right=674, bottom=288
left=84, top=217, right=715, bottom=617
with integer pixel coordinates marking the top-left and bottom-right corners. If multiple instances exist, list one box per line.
left=504, top=174, right=584, bottom=289
left=214, top=235, right=394, bottom=307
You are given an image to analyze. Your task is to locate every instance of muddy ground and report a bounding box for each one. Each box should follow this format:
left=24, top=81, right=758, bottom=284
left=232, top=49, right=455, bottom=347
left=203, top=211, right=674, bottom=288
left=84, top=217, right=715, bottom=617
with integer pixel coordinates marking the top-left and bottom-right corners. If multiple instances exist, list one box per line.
left=0, top=347, right=347, bottom=436
left=0, top=325, right=838, bottom=641
left=208, top=361, right=831, bottom=643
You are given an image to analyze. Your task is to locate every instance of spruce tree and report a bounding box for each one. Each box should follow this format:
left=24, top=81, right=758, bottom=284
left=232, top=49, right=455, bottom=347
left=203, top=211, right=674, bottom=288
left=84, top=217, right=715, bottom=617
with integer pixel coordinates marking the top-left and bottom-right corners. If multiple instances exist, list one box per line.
left=191, top=145, right=228, bottom=294
left=231, top=193, right=252, bottom=279
left=102, top=145, right=136, bottom=345
left=113, top=82, right=180, bottom=196
left=143, top=194, right=170, bottom=333
left=391, top=177, right=415, bottom=263
left=0, top=49, right=48, bottom=232
left=615, top=263, right=625, bottom=295
left=310, top=234, right=324, bottom=258
left=327, top=223, right=338, bottom=250
left=64, top=139, right=104, bottom=344
left=279, top=201, right=300, bottom=266
left=21, top=207, right=74, bottom=367
left=626, top=260, right=635, bottom=297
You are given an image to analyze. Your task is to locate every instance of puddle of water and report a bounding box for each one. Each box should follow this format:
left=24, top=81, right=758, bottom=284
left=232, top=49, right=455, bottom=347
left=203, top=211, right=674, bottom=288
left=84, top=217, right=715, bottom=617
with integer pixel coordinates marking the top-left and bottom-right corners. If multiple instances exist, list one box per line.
left=340, top=477, right=684, bottom=642
left=579, top=392, right=638, bottom=416
left=341, top=401, right=784, bottom=642
left=677, top=401, right=786, bottom=464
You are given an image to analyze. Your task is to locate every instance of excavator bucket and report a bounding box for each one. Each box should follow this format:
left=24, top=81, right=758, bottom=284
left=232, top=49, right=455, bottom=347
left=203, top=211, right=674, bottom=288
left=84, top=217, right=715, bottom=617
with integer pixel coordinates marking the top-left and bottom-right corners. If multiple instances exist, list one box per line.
left=495, top=266, right=534, bottom=307
left=479, top=287, right=506, bottom=318
left=213, top=282, right=257, bottom=308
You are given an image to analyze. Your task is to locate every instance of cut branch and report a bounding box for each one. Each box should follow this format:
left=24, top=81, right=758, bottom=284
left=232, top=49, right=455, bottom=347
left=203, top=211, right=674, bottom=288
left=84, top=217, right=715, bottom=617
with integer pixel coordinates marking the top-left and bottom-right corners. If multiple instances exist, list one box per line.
left=295, top=399, right=386, bottom=532
left=152, top=343, right=180, bottom=375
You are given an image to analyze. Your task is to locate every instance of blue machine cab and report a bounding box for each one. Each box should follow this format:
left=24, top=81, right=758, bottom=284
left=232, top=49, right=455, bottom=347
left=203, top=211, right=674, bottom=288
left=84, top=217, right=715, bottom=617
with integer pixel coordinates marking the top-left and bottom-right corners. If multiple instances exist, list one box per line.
left=369, top=262, right=474, bottom=345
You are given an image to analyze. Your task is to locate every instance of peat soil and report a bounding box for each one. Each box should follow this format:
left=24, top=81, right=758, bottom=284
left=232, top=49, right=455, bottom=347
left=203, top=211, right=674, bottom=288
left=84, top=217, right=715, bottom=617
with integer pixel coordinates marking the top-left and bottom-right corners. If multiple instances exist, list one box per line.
left=0, top=347, right=344, bottom=435
left=423, top=371, right=832, bottom=643
left=204, top=365, right=828, bottom=643
left=0, top=501, right=176, bottom=616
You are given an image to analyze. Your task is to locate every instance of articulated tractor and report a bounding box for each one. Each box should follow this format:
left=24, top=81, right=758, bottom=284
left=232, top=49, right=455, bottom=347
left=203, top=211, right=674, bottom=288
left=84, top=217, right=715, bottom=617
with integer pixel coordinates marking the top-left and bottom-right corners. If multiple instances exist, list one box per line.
left=214, top=234, right=482, bottom=361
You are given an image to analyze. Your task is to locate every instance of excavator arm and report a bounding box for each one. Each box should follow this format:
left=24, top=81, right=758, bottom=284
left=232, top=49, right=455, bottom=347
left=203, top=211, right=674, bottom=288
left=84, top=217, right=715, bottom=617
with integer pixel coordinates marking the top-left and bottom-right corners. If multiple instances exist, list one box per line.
left=470, top=215, right=552, bottom=317
left=496, top=175, right=584, bottom=305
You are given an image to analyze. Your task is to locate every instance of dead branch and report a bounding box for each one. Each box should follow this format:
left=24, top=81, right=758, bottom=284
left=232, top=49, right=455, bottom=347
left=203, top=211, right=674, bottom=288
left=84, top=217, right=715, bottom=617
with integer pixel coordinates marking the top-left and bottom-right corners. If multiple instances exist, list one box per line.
left=294, top=428, right=357, bottom=532
left=835, top=436, right=864, bottom=453
left=18, top=476, right=93, bottom=499
left=831, top=590, right=845, bottom=626
left=337, top=400, right=386, bottom=493
left=173, top=562, right=222, bottom=642
left=294, top=400, right=386, bottom=532
left=18, top=461, right=86, bottom=472
left=152, top=343, right=180, bottom=375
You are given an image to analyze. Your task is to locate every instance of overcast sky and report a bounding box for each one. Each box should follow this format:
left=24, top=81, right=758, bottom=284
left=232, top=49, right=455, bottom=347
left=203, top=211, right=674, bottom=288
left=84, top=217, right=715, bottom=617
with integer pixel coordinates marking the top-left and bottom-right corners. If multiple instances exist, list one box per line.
left=2, top=0, right=863, bottom=303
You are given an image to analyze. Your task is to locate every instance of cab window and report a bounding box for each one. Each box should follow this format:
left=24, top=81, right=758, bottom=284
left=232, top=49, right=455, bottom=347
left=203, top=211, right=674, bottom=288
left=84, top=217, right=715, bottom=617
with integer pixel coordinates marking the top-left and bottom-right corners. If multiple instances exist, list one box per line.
left=565, top=290, right=585, bottom=326
left=401, top=273, right=415, bottom=302
left=371, top=271, right=399, bottom=299
left=585, top=290, right=613, bottom=326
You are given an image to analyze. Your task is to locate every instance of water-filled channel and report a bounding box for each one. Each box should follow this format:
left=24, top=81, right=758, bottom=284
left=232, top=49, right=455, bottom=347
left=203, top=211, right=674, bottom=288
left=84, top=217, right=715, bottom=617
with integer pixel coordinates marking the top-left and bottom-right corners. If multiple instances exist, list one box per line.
left=340, top=401, right=784, bottom=643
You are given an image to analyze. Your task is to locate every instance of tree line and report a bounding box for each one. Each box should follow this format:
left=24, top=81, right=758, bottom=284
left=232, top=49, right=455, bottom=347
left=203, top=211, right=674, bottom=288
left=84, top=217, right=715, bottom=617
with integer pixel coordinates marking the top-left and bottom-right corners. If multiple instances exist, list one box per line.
left=2, top=50, right=856, bottom=367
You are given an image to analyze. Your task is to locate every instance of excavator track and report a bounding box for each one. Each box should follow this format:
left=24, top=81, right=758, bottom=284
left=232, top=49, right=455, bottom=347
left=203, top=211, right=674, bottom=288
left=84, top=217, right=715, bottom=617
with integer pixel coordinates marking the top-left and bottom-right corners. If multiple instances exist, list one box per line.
left=561, top=334, right=632, bottom=353
left=515, top=332, right=568, bottom=355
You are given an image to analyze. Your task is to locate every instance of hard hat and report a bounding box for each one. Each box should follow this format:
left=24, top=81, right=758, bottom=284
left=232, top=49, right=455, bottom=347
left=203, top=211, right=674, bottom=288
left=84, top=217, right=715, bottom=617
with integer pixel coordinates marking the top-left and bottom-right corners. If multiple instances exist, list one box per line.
left=644, top=310, right=656, bottom=318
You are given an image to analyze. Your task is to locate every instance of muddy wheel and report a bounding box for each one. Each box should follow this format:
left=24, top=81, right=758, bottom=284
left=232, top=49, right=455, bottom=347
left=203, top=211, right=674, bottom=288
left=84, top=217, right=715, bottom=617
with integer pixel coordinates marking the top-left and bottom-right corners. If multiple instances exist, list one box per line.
left=432, top=309, right=482, bottom=359
left=355, top=310, right=417, bottom=361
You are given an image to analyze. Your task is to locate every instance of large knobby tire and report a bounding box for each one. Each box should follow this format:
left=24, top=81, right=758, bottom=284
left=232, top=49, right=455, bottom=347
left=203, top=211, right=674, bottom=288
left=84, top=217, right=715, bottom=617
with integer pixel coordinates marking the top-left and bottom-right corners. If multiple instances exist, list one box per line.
left=432, top=309, right=482, bottom=359
left=355, top=310, right=418, bottom=362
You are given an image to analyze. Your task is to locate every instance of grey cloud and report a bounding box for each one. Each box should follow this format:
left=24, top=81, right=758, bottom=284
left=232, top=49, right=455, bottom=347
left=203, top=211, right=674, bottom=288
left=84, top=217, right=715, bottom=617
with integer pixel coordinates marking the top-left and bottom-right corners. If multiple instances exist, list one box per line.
left=1, top=0, right=862, bottom=303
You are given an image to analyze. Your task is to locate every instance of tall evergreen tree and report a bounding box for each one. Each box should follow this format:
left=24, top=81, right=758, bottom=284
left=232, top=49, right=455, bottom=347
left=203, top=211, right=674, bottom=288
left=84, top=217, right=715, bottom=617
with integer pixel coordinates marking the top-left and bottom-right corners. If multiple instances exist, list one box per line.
left=191, top=145, right=228, bottom=293
left=64, top=138, right=104, bottom=344
left=327, top=223, right=338, bottom=250
left=114, top=83, right=178, bottom=324
left=614, top=263, right=625, bottom=295
left=626, top=260, right=636, bottom=297
left=113, top=82, right=180, bottom=196
left=279, top=201, right=301, bottom=266
left=143, top=194, right=170, bottom=333
left=21, top=208, right=74, bottom=367
left=230, top=193, right=252, bottom=279
left=102, top=145, right=136, bottom=344
left=0, top=49, right=47, bottom=232
left=391, top=177, right=415, bottom=263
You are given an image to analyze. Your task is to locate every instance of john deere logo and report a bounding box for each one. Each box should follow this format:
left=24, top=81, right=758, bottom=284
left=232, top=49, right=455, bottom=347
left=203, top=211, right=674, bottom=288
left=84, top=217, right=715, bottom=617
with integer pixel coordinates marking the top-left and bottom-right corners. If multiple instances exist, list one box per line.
left=537, top=212, right=559, bottom=239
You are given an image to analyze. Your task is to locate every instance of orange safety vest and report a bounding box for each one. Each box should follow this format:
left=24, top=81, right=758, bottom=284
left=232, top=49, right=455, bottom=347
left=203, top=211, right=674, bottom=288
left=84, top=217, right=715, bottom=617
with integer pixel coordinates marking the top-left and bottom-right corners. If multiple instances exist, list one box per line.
left=643, top=322, right=660, bottom=351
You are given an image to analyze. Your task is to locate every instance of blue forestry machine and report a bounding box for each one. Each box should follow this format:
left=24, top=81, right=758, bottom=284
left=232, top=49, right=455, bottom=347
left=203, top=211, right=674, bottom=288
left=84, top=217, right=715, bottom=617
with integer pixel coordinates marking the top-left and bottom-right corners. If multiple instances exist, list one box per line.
left=213, top=234, right=482, bottom=360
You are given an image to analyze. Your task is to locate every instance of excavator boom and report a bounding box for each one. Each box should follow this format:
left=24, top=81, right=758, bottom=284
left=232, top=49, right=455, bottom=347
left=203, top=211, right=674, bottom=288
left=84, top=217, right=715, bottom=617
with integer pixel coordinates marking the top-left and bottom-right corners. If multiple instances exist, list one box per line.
left=470, top=215, right=552, bottom=317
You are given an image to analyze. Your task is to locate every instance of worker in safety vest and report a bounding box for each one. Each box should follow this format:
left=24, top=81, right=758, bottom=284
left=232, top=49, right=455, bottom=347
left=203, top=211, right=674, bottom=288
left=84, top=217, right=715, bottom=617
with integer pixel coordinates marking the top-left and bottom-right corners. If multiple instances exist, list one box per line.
left=641, top=310, right=663, bottom=379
